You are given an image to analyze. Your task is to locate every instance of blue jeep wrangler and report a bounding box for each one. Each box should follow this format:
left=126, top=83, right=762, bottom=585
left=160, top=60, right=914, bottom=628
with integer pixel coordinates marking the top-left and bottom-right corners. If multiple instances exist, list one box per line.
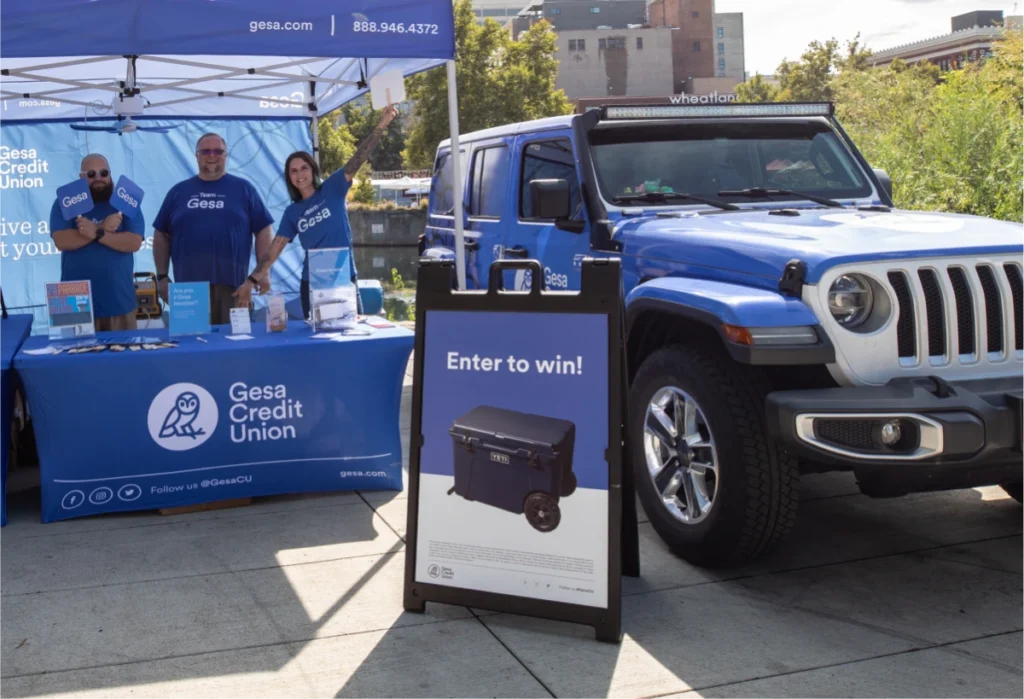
left=420, top=102, right=1023, bottom=568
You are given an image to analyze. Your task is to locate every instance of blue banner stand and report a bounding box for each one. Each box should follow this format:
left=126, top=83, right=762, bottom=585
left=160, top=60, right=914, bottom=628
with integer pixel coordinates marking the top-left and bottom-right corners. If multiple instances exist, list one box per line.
left=403, top=258, right=638, bottom=643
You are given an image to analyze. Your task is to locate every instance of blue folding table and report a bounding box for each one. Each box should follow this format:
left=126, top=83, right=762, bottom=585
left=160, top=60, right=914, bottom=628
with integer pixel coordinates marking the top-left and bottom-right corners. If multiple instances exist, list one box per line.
left=14, top=321, right=413, bottom=522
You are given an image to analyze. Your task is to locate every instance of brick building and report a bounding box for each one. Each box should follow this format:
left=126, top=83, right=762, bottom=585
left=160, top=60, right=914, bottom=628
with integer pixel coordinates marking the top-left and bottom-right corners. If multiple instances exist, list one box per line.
left=867, top=10, right=1021, bottom=72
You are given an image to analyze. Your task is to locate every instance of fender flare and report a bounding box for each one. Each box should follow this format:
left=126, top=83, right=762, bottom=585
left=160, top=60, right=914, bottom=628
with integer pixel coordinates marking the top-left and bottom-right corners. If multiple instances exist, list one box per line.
left=626, top=277, right=835, bottom=366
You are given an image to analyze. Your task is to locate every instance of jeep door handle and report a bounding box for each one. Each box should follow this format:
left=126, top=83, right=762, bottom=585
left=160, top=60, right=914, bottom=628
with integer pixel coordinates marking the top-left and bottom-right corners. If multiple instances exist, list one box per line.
left=504, top=246, right=528, bottom=259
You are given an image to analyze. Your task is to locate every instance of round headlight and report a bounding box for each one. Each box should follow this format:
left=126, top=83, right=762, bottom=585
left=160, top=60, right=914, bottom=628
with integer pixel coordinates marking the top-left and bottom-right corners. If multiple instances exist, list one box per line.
left=829, top=274, right=874, bottom=328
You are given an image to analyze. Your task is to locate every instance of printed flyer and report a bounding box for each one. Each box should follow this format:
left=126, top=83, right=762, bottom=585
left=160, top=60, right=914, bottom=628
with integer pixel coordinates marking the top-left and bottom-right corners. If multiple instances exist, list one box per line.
left=415, top=309, right=610, bottom=608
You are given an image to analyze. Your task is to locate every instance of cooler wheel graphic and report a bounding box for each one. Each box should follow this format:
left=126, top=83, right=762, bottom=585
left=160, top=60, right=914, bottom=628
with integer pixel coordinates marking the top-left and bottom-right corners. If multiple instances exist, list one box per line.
left=447, top=405, right=577, bottom=533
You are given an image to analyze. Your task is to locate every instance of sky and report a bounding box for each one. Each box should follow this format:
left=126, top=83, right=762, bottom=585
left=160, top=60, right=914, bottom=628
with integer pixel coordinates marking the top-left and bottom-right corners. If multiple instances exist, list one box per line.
left=714, top=0, right=1021, bottom=75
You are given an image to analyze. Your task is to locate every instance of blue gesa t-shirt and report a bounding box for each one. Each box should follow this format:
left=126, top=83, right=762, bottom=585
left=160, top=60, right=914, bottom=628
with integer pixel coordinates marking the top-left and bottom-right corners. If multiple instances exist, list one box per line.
left=278, top=169, right=357, bottom=283
left=153, top=174, right=273, bottom=287
left=48, top=199, right=145, bottom=319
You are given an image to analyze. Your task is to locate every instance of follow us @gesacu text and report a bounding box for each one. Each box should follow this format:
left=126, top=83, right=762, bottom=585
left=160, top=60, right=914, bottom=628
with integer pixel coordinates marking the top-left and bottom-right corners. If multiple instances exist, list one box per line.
left=153, top=476, right=254, bottom=494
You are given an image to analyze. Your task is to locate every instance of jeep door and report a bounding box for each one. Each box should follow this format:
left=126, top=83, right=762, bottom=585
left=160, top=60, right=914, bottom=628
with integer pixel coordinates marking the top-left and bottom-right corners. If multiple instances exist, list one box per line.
left=423, top=146, right=483, bottom=288
left=498, top=132, right=591, bottom=292
left=462, top=136, right=515, bottom=290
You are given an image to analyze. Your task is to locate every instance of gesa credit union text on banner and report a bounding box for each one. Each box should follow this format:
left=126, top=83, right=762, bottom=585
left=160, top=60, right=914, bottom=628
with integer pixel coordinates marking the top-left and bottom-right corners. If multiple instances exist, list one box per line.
left=404, top=258, right=635, bottom=643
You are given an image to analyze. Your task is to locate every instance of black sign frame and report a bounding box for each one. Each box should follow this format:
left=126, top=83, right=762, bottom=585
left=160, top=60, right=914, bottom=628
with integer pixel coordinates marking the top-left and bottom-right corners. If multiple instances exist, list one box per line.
left=403, top=257, right=638, bottom=643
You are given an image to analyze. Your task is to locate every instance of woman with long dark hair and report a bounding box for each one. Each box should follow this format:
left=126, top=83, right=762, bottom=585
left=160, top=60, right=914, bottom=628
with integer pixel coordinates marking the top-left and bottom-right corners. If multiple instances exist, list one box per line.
left=234, top=104, right=398, bottom=318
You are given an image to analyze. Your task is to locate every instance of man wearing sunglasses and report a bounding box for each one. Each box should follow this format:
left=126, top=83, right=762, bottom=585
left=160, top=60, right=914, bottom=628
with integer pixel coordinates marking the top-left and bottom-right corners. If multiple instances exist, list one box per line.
left=48, top=153, right=145, bottom=331
left=152, top=132, right=274, bottom=324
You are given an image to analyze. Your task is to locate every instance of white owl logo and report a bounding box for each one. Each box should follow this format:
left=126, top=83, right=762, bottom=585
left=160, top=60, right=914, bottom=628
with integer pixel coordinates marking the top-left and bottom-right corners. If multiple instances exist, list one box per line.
left=158, top=391, right=205, bottom=439
left=148, top=383, right=218, bottom=451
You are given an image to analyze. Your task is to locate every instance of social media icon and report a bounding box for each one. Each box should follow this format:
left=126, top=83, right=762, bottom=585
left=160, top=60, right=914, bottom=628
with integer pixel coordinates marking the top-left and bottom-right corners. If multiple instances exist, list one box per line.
left=61, top=490, right=85, bottom=510
left=118, top=484, right=141, bottom=502
left=89, top=487, right=114, bottom=505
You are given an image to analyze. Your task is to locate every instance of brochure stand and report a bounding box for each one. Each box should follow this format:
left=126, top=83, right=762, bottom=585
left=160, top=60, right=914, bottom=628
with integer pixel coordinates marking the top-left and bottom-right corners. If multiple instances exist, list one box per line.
left=403, top=258, right=638, bottom=643
left=45, top=281, right=95, bottom=340
left=308, top=247, right=358, bottom=331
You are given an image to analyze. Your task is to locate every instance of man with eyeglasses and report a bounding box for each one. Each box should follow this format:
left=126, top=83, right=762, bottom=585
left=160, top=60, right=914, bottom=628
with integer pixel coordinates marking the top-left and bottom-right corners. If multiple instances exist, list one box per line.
left=152, top=132, right=274, bottom=324
left=48, top=153, right=145, bottom=331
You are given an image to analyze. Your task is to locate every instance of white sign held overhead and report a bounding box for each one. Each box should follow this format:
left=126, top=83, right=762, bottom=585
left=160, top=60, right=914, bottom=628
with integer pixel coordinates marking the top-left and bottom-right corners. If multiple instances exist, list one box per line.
left=369, top=70, right=406, bottom=110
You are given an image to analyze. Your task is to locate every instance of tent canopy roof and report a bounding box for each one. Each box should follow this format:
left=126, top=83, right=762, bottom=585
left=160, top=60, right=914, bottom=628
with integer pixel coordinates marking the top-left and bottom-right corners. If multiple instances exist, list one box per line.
left=0, top=0, right=454, bottom=121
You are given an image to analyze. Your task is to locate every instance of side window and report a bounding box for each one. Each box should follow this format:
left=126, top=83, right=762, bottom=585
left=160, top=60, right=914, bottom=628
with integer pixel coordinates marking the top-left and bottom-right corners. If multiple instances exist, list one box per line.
left=429, top=152, right=454, bottom=214
left=429, top=149, right=467, bottom=215
left=519, top=139, right=582, bottom=220
left=469, top=145, right=509, bottom=218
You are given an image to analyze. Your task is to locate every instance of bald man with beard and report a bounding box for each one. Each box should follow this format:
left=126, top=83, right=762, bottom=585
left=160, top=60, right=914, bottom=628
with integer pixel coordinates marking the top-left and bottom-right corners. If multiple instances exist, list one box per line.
left=49, top=153, right=145, bottom=331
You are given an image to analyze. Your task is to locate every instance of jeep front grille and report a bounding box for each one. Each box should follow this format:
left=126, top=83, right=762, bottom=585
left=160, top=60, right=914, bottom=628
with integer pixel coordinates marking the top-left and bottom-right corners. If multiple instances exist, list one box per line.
left=888, top=261, right=1023, bottom=362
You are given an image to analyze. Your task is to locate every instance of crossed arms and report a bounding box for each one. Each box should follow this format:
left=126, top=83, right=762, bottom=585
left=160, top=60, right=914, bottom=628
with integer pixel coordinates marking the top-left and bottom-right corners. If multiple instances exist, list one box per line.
left=52, top=213, right=143, bottom=253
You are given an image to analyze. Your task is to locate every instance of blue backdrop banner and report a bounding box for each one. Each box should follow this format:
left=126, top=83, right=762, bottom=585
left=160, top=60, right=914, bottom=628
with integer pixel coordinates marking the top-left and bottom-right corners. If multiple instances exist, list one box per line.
left=0, top=118, right=312, bottom=329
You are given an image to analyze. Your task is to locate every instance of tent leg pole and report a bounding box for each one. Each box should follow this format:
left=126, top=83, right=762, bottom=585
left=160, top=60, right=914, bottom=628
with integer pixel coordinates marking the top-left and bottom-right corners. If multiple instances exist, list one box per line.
left=445, top=59, right=466, bottom=291
left=309, top=79, right=320, bottom=169
left=310, top=118, right=321, bottom=169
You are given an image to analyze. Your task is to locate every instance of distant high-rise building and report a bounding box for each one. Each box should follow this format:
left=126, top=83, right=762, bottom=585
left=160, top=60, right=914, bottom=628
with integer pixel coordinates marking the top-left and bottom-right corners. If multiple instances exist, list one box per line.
left=470, top=0, right=537, bottom=26
left=538, top=0, right=648, bottom=31
left=647, top=0, right=714, bottom=93
left=554, top=27, right=675, bottom=100
left=713, top=11, right=744, bottom=81
left=645, top=1, right=743, bottom=93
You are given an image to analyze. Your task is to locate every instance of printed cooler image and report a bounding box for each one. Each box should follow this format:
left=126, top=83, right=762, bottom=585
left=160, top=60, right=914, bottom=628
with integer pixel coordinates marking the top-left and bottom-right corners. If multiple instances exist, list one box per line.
left=415, top=309, right=610, bottom=608
left=448, top=406, right=577, bottom=533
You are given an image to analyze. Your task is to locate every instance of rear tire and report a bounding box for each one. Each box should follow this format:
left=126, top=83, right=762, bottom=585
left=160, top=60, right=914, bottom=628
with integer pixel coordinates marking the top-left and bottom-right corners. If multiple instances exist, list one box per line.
left=629, top=344, right=798, bottom=568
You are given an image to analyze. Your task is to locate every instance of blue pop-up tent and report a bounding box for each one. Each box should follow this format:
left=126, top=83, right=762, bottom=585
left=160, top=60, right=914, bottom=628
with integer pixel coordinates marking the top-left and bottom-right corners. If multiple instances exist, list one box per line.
left=0, top=0, right=469, bottom=305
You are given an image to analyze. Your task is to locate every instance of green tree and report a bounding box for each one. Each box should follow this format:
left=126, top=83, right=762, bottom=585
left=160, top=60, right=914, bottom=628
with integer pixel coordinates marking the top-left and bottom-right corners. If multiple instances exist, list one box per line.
left=349, top=162, right=377, bottom=203
left=735, top=73, right=780, bottom=103
left=981, top=27, right=1023, bottom=112
left=341, top=102, right=406, bottom=171
left=316, top=115, right=356, bottom=176
left=771, top=34, right=872, bottom=102
left=403, top=0, right=573, bottom=168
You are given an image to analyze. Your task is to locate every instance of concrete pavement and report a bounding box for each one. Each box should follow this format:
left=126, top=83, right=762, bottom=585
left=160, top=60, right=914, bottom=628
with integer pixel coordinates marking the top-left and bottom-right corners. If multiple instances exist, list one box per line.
left=1, top=360, right=1021, bottom=698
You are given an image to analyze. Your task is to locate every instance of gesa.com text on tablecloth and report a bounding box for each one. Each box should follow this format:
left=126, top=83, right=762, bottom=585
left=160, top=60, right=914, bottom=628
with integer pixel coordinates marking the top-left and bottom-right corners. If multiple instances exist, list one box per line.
left=446, top=352, right=583, bottom=375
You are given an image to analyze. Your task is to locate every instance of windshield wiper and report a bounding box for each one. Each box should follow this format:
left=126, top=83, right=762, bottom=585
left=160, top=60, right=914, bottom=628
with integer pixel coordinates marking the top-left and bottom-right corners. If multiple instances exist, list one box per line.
left=717, top=187, right=845, bottom=209
left=612, top=191, right=739, bottom=211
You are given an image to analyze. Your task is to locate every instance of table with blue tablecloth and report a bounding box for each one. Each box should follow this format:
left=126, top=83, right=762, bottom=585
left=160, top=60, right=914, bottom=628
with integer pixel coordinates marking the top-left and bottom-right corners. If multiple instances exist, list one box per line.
left=13, top=321, right=413, bottom=523
left=2, top=314, right=35, bottom=526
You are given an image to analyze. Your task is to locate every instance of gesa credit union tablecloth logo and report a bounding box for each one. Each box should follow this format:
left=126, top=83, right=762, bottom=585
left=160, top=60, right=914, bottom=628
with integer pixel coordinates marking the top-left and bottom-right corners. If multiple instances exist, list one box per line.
left=148, top=383, right=219, bottom=451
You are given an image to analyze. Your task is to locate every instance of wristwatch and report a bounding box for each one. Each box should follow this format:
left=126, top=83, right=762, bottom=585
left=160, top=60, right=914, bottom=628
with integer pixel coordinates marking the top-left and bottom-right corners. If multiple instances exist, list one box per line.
left=157, top=273, right=169, bottom=282
left=248, top=274, right=260, bottom=286
left=95, top=228, right=106, bottom=241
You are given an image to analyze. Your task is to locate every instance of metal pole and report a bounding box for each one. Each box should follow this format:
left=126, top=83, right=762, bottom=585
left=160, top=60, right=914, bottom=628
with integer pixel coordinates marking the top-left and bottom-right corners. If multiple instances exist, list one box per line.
left=309, top=80, right=320, bottom=168
left=445, top=59, right=466, bottom=290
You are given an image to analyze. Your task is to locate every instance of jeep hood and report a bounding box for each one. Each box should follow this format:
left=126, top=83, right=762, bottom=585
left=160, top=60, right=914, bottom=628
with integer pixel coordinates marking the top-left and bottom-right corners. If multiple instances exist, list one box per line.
left=619, top=208, right=1023, bottom=284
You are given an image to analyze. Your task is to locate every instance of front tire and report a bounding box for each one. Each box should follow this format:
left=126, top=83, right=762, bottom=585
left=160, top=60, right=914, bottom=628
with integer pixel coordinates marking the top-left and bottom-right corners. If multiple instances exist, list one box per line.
left=629, top=344, right=798, bottom=568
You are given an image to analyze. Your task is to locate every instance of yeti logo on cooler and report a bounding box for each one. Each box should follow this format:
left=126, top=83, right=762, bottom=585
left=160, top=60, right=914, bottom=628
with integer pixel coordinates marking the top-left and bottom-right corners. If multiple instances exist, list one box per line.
left=491, top=452, right=510, bottom=465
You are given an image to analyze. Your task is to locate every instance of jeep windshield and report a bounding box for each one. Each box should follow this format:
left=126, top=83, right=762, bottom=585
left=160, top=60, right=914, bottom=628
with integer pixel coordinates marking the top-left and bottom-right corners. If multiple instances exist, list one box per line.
left=588, top=121, right=873, bottom=208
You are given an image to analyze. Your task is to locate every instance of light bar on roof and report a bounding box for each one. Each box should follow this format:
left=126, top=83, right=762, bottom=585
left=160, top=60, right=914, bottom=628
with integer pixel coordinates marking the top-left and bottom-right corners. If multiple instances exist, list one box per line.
left=601, top=103, right=834, bottom=119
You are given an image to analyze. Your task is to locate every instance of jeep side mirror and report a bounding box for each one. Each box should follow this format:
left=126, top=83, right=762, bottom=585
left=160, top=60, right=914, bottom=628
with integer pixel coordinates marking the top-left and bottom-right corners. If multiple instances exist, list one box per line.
left=873, top=168, right=893, bottom=203
left=530, top=179, right=571, bottom=220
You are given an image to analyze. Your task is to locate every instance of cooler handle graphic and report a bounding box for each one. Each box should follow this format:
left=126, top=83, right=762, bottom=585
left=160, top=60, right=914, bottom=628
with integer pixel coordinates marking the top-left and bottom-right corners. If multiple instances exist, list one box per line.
left=448, top=428, right=542, bottom=468
left=488, top=259, right=543, bottom=295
